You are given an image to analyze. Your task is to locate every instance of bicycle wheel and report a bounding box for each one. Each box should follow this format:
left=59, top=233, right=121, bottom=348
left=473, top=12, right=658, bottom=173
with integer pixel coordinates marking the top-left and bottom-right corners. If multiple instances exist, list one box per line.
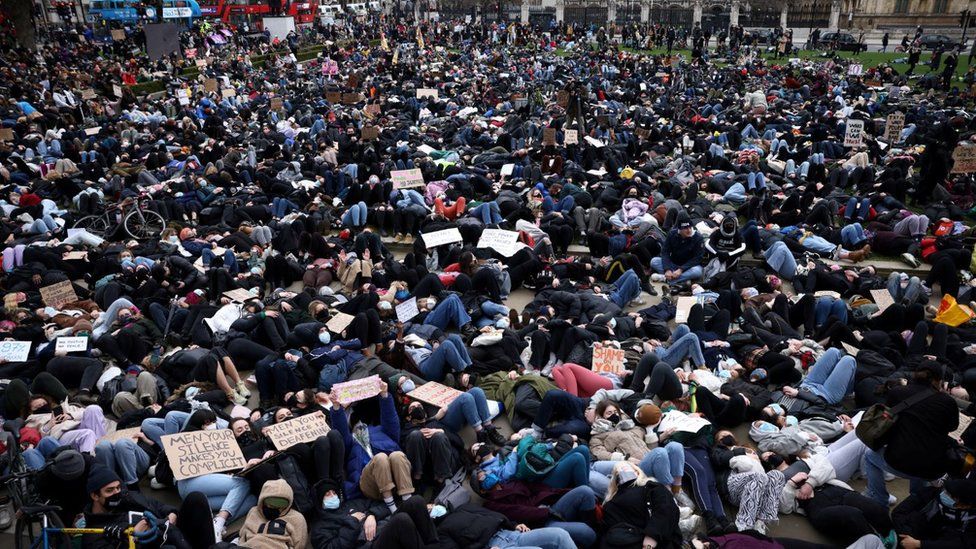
left=15, top=512, right=71, bottom=549
left=123, top=210, right=165, bottom=240
left=72, top=215, right=110, bottom=238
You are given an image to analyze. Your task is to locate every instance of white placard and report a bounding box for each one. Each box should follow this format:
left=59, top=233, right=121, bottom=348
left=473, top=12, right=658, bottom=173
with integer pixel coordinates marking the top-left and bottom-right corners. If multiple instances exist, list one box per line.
left=55, top=337, right=88, bottom=353
left=584, top=136, right=606, bottom=148
left=500, top=164, right=515, bottom=177
left=477, top=228, right=520, bottom=257
left=416, top=88, right=438, bottom=99
left=422, top=228, right=463, bottom=248
left=885, top=112, right=905, bottom=143
left=848, top=63, right=863, bottom=76
left=844, top=119, right=865, bottom=148
left=564, top=129, right=578, bottom=145
left=0, top=341, right=31, bottom=362
left=396, top=297, right=420, bottom=323
left=203, top=304, right=243, bottom=333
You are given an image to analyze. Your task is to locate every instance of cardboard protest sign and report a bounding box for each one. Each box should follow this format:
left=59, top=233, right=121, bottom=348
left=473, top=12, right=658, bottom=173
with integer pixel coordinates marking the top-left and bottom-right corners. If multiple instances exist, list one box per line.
left=204, top=78, right=218, bottom=92
left=564, top=129, right=579, bottom=145
left=84, top=127, right=102, bottom=136
left=421, top=228, right=463, bottom=248
left=270, top=97, right=284, bottom=111
left=342, top=92, right=364, bottom=105
left=870, top=289, right=895, bottom=313
left=62, top=251, right=88, bottom=260
left=416, top=88, right=438, bottom=99
left=223, top=289, right=253, bottom=303
left=543, top=127, right=557, bottom=145
left=265, top=411, right=331, bottom=451
left=111, top=29, right=126, bottom=41
left=221, top=88, right=236, bottom=98
left=848, top=63, right=863, bottom=76
left=396, top=297, right=420, bottom=323
left=391, top=168, right=425, bottom=189
left=326, top=311, right=355, bottom=334
left=365, top=103, right=381, bottom=116
left=592, top=344, right=626, bottom=374
left=952, top=143, right=976, bottom=173
left=113, top=84, right=124, bottom=98
left=362, top=126, right=380, bottom=140
left=81, top=89, right=96, bottom=100
left=160, top=429, right=246, bottom=481
left=195, top=59, right=208, bottom=68
left=674, top=296, right=697, bottom=324
left=326, top=91, right=342, bottom=103
left=884, top=112, right=905, bottom=143
left=842, top=342, right=861, bottom=356
left=331, top=376, right=382, bottom=406
left=408, top=381, right=462, bottom=408
left=56, top=337, right=89, bottom=353
left=556, top=90, right=569, bottom=107
left=40, top=281, right=78, bottom=308
left=0, top=341, right=30, bottom=362
left=844, top=119, right=865, bottom=148
left=815, top=291, right=842, bottom=299
left=347, top=73, right=359, bottom=89
left=477, top=228, right=520, bottom=257
left=0, top=128, right=13, bottom=141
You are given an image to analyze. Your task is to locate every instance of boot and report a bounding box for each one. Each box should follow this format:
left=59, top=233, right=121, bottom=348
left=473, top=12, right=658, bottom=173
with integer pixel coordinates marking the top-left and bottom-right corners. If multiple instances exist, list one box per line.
left=484, top=425, right=507, bottom=446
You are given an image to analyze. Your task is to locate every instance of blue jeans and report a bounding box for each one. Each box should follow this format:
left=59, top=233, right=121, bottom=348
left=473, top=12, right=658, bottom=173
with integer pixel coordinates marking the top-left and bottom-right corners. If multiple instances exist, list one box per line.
left=201, top=248, right=239, bottom=275
left=342, top=202, right=368, bottom=227
left=610, top=269, right=640, bottom=308
left=638, top=441, right=685, bottom=488
left=23, top=436, right=62, bottom=469
left=272, top=197, right=298, bottom=218
left=488, top=526, right=576, bottom=549
left=589, top=461, right=616, bottom=498
left=178, top=473, right=256, bottom=520
left=542, top=446, right=591, bottom=488
left=863, top=448, right=930, bottom=506
left=815, top=297, right=848, bottom=326
left=845, top=197, right=871, bottom=221
left=543, top=195, right=575, bottom=214
left=423, top=294, right=472, bottom=330
left=440, top=387, right=490, bottom=431
left=649, top=257, right=703, bottom=283
left=801, top=234, right=837, bottom=254
left=841, top=223, right=867, bottom=248
left=764, top=241, right=797, bottom=279
left=95, top=438, right=150, bottom=485
left=655, top=324, right=705, bottom=368
left=546, top=486, right=597, bottom=548
left=887, top=273, right=923, bottom=305
left=141, top=411, right=190, bottom=447
left=470, top=202, right=502, bottom=224
left=395, top=189, right=426, bottom=209
left=418, top=334, right=471, bottom=381
left=801, top=347, right=856, bottom=404
left=475, top=301, right=510, bottom=328
left=747, top=172, right=767, bottom=191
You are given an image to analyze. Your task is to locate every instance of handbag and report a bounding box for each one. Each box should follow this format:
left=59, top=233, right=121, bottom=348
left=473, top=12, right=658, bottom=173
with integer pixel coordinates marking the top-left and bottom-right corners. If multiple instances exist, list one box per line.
left=433, top=468, right=470, bottom=511
left=855, top=388, right=935, bottom=451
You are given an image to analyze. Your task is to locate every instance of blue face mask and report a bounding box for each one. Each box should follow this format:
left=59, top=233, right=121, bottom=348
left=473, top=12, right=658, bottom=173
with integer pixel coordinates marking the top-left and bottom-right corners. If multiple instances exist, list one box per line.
left=769, top=403, right=785, bottom=416
left=939, top=490, right=957, bottom=508
left=429, top=504, right=447, bottom=518
left=395, top=290, right=410, bottom=301
left=322, top=495, right=341, bottom=510
left=756, top=421, right=779, bottom=433
left=318, top=331, right=331, bottom=345
left=785, top=416, right=799, bottom=427
left=481, top=472, right=500, bottom=490
left=401, top=379, right=416, bottom=393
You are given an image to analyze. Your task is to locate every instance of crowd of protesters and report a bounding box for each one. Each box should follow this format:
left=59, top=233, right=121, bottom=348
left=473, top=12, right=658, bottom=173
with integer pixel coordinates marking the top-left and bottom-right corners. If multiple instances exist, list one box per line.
left=0, top=9, right=975, bottom=549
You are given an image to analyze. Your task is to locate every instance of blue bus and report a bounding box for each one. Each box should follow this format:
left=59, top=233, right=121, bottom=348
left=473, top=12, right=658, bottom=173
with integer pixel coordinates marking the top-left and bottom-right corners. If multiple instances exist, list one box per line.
left=88, top=0, right=201, bottom=24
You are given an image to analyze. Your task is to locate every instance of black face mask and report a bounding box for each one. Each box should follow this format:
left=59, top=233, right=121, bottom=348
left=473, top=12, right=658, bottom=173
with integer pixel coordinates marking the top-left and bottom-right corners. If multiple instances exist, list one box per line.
left=105, top=491, right=124, bottom=509
left=766, top=454, right=785, bottom=468
left=607, top=413, right=621, bottom=424
left=408, top=408, right=426, bottom=423
left=35, top=405, right=52, bottom=414
left=475, top=444, right=493, bottom=460
left=237, top=432, right=256, bottom=447
left=262, top=506, right=282, bottom=520
left=284, top=394, right=299, bottom=408
left=719, top=435, right=736, bottom=447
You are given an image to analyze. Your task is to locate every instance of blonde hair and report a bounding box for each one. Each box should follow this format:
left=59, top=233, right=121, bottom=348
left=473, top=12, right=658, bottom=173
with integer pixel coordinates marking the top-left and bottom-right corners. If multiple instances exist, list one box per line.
left=604, top=461, right=651, bottom=503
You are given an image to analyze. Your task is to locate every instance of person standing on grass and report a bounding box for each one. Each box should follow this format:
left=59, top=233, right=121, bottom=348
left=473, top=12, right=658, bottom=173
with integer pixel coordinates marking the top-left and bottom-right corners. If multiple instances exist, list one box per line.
left=882, top=32, right=889, bottom=53
left=942, top=49, right=959, bottom=90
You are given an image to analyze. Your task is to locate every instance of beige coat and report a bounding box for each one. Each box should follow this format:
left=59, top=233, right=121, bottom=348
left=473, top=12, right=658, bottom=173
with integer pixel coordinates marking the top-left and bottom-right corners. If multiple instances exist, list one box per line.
left=238, top=479, right=308, bottom=549
left=589, top=419, right=652, bottom=465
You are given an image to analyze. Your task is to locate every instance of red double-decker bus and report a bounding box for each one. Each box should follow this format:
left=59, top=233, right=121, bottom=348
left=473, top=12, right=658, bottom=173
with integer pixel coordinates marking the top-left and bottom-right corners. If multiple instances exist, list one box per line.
left=198, top=0, right=316, bottom=30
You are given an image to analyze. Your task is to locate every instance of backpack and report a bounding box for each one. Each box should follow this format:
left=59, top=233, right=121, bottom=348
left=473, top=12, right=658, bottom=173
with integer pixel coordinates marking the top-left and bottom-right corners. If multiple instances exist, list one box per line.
left=433, top=468, right=470, bottom=511
left=855, top=388, right=935, bottom=451
left=514, top=436, right=555, bottom=480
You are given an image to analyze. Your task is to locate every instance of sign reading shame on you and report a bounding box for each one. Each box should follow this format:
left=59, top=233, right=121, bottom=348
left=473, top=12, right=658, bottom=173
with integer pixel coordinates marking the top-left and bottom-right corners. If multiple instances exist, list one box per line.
left=160, top=429, right=246, bottom=480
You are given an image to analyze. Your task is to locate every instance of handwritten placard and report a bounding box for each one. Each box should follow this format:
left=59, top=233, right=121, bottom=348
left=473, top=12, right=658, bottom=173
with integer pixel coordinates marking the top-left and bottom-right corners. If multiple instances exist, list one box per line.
left=331, top=376, right=382, bottom=406
left=160, top=429, right=246, bottom=481
left=844, top=119, right=865, bottom=148
left=0, top=128, right=13, bottom=141
left=592, top=344, right=626, bottom=374
left=848, top=63, right=863, bottom=76
left=543, top=127, right=557, bottom=145
left=62, top=251, right=88, bottom=260
left=408, top=381, right=462, bottom=408
left=113, top=84, right=123, bottom=98
left=221, top=88, right=236, bottom=98
left=342, top=92, right=364, bottom=105
left=326, top=311, right=355, bottom=334
left=81, top=89, right=96, bottom=100
left=270, top=97, right=283, bottom=111
left=326, top=91, right=342, bottom=103
left=396, top=297, right=420, bottom=323
left=564, top=129, right=578, bottom=145
left=111, top=29, right=126, bottom=41
left=204, top=78, right=218, bottom=92
left=477, top=228, right=520, bottom=257
left=870, top=289, right=895, bottom=313
left=264, top=411, right=331, bottom=451
left=391, top=168, right=425, bottom=189
left=362, top=125, right=379, bottom=140
left=422, top=228, right=463, bottom=248
left=952, top=143, right=976, bottom=173
left=884, top=112, right=905, bottom=144
left=55, top=337, right=88, bottom=353
left=40, top=281, right=78, bottom=308
left=0, top=341, right=31, bottom=362
left=416, top=88, right=438, bottom=99
left=100, top=426, right=142, bottom=444
left=674, top=296, right=696, bottom=324
left=365, top=103, right=381, bottom=116
left=223, top=289, right=253, bottom=303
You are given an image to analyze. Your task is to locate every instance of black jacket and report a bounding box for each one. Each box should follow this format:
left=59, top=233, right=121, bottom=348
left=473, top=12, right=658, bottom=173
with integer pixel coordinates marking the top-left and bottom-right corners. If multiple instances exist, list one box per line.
left=428, top=503, right=515, bottom=549
left=892, top=486, right=976, bottom=549
left=82, top=492, right=176, bottom=549
left=601, top=482, right=682, bottom=549
left=309, top=497, right=391, bottom=549
left=884, top=383, right=958, bottom=479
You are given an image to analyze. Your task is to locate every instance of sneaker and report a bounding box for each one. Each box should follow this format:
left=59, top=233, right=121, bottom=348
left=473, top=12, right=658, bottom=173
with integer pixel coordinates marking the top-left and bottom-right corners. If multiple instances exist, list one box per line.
left=150, top=478, right=167, bottom=490
left=0, top=500, right=12, bottom=530
left=678, top=514, right=703, bottom=537
left=213, top=520, right=226, bottom=542
left=236, top=381, right=251, bottom=398
left=630, top=295, right=646, bottom=306
left=650, top=273, right=666, bottom=282
left=674, top=490, right=696, bottom=510
left=485, top=425, right=507, bottom=446
left=901, top=252, right=921, bottom=268
left=231, top=391, right=248, bottom=406
left=148, top=464, right=156, bottom=478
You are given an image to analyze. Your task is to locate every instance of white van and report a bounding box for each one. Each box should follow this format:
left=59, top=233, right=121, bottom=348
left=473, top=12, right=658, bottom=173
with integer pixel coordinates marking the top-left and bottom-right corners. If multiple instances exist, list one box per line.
left=318, top=4, right=343, bottom=20
left=346, top=3, right=368, bottom=16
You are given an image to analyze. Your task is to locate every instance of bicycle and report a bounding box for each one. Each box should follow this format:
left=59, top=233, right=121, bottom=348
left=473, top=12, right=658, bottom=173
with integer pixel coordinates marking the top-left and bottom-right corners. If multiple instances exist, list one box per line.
left=21, top=511, right=161, bottom=549
left=73, top=193, right=166, bottom=240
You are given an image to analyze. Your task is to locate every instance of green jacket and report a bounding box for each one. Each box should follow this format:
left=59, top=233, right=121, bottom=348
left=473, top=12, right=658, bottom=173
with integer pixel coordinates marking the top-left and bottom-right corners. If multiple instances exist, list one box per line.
left=479, top=372, right=557, bottom=422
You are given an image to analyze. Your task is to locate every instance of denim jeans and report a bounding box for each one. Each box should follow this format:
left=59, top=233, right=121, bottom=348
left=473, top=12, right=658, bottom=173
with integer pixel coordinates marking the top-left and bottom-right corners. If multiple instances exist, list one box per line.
left=201, top=248, right=239, bottom=275
left=533, top=390, right=589, bottom=438
left=841, top=223, right=867, bottom=248
left=542, top=446, right=591, bottom=488
left=845, top=197, right=872, bottom=221
left=177, top=473, right=256, bottom=520
left=747, top=172, right=767, bottom=191
left=815, top=297, right=848, bottom=327
left=272, top=197, right=298, bottom=218
left=342, top=202, right=368, bottom=226
left=440, top=387, right=490, bottom=431
left=649, top=257, right=703, bottom=283
left=638, top=441, right=685, bottom=488
left=801, top=347, right=856, bottom=404
left=887, top=272, right=923, bottom=305
left=470, top=202, right=502, bottom=224
left=23, top=436, right=62, bottom=469
left=801, top=233, right=837, bottom=254
left=546, top=485, right=597, bottom=548
left=589, top=461, right=616, bottom=498
left=654, top=324, right=705, bottom=368
left=417, top=334, right=471, bottom=381
left=474, top=301, right=509, bottom=328
left=764, top=241, right=797, bottom=279
left=95, top=438, right=150, bottom=485
left=423, top=294, right=472, bottom=330
left=488, top=526, right=576, bottom=549
left=863, top=448, right=930, bottom=506
left=610, top=269, right=640, bottom=308
left=543, top=195, right=575, bottom=214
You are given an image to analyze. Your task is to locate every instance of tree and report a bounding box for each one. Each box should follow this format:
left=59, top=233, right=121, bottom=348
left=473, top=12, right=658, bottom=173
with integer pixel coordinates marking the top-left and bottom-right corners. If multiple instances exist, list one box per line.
left=1, top=0, right=36, bottom=49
